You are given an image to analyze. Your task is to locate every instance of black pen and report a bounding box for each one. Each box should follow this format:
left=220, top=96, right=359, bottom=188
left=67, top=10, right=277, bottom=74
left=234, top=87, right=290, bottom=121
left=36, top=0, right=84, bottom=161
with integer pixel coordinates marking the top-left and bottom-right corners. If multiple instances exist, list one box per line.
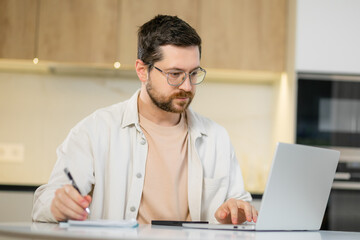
left=64, top=168, right=91, bottom=214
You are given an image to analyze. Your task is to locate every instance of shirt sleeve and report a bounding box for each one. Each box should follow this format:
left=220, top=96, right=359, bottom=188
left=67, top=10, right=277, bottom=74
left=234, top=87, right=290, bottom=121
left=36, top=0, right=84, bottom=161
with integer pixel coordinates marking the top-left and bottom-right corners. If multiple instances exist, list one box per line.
left=32, top=120, right=96, bottom=222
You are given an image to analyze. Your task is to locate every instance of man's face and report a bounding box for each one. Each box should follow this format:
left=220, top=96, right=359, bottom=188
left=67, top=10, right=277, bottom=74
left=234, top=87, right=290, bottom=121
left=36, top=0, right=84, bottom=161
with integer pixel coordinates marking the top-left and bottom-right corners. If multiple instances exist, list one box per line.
left=146, top=45, right=200, bottom=113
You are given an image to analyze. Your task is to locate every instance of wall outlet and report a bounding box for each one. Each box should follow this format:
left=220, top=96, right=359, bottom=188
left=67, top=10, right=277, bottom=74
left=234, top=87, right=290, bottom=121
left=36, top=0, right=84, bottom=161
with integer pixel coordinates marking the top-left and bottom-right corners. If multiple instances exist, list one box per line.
left=0, top=143, right=24, bottom=163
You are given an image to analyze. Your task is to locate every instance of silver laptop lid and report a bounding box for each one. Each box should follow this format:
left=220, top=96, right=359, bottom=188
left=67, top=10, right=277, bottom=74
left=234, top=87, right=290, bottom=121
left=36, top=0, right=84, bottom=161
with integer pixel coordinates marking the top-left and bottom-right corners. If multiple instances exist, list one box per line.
left=256, top=143, right=340, bottom=230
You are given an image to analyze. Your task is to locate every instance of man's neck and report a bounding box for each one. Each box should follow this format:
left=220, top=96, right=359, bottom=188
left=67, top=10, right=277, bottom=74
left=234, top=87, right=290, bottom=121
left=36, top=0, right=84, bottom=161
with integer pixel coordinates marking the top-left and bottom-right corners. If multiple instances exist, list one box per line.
left=138, top=90, right=181, bottom=127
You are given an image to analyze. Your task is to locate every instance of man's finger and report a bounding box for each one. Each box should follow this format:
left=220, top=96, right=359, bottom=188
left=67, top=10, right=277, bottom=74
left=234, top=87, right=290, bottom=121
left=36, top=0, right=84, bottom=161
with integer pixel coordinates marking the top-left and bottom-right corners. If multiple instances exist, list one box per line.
left=63, top=185, right=91, bottom=210
left=236, top=200, right=252, bottom=222
left=228, top=199, right=240, bottom=224
left=219, top=210, right=227, bottom=220
left=215, top=203, right=230, bottom=223
left=51, top=186, right=90, bottom=221
left=51, top=201, right=66, bottom=222
left=215, top=206, right=226, bottom=220
left=64, top=185, right=86, bottom=202
left=54, top=197, right=86, bottom=220
left=55, top=187, right=87, bottom=215
left=52, top=196, right=85, bottom=221
left=214, top=199, right=258, bottom=225
left=84, top=195, right=92, bottom=204
left=252, top=206, right=258, bottom=222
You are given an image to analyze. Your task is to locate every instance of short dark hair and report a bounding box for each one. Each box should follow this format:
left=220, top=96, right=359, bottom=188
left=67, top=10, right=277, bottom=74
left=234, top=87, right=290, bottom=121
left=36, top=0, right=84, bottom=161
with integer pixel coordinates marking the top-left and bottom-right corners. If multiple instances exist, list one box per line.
left=137, top=15, right=202, bottom=68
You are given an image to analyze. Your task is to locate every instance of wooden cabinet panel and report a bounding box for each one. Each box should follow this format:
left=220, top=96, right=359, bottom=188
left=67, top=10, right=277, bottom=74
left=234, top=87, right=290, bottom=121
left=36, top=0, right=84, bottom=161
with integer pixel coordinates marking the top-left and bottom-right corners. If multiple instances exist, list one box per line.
left=0, top=0, right=37, bottom=59
left=38, top=0, right=118, bottom=63
left=118, top=0, right=200, bottom=67
left=1, top=0, right=287, bottom=72
left=199, top=0, right=287, bottom=71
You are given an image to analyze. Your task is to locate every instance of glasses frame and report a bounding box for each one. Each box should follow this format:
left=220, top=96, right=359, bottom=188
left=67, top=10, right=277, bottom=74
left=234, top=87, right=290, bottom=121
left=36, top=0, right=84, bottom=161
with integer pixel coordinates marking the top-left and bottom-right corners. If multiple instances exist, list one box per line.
left=151, top=65, right=206, bottom=87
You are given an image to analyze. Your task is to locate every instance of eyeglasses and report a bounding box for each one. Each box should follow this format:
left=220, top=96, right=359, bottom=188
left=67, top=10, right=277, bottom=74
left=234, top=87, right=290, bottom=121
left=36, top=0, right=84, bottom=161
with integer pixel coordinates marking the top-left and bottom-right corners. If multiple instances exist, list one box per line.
left=152, top=65, right=206, bottom=86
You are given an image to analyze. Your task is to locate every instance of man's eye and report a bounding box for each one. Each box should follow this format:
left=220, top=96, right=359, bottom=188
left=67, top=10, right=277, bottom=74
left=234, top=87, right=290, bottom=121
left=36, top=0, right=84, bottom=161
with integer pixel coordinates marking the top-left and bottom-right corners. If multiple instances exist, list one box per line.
left=168, top=72, right=182, bottom=78
left=190, top=71, right=199, bottom=76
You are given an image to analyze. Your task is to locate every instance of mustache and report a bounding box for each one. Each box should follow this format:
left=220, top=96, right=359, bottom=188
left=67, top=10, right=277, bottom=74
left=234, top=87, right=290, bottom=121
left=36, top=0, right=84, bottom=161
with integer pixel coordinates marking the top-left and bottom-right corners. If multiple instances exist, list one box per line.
left=171, top=91, right=193, bottom=99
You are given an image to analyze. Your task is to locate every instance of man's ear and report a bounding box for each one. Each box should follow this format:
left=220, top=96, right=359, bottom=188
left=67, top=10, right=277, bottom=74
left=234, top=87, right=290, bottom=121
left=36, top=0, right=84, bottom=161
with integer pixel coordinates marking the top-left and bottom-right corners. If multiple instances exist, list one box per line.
left=135, top=59, right=148, bottom=83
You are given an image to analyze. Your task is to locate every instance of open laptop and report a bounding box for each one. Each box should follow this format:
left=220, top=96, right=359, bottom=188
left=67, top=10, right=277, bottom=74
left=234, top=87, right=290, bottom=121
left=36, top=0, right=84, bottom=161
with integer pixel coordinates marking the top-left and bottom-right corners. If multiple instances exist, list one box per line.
left=183, top=142, right=340, bottom=231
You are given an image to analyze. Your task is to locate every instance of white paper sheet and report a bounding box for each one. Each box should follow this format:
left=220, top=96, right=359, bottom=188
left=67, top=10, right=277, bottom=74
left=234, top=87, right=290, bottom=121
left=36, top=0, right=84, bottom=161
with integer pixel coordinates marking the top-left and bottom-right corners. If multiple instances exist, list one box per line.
left=59, top=219, right=138, bottom=228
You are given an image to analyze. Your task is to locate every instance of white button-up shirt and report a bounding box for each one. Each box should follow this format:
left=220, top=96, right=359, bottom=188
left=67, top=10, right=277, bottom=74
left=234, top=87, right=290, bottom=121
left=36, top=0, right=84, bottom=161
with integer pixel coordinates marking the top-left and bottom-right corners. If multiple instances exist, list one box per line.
left=32, top=89, right=251, bottom=223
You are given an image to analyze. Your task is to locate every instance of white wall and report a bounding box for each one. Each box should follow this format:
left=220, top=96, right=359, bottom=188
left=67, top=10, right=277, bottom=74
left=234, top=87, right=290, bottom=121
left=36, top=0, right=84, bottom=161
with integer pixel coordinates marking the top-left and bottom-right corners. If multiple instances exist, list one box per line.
left=296, top=0, right=360, bottom=74
left=0, top=72, right=140, bottom=185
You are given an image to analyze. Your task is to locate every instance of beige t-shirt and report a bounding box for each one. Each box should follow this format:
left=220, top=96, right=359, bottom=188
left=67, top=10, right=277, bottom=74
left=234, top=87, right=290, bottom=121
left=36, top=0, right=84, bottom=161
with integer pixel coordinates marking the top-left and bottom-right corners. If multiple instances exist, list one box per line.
left=137, top=113, right=191, bottom=224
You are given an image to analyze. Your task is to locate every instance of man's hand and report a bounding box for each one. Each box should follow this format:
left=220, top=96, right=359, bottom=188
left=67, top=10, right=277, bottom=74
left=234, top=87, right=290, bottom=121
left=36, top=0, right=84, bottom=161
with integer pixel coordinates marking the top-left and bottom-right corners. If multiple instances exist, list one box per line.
left=215, top=198, right=258, bottom=224
left=50, top=184, right=92, bottom=222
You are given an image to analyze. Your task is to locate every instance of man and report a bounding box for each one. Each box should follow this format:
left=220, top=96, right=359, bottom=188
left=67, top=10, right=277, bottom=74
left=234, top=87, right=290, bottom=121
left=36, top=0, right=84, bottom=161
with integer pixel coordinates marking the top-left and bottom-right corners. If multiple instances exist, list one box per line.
left=32, top=15, right=258, bottom=225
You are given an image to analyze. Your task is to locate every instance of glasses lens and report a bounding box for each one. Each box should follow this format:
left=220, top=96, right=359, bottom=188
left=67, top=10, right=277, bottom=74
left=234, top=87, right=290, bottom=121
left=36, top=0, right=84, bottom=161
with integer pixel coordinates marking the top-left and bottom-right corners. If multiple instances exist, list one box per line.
left=190, top=68, right=206, bottom=84
left=165, top=68, right=206, bottom=86
left=167, top=71, right=185, bottom=86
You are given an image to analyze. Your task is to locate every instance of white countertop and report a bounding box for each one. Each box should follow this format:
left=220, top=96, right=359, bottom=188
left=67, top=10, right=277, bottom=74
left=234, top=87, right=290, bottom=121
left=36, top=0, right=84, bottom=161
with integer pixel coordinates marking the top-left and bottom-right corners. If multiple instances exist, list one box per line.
left=1, top=222, right=360, bottom=240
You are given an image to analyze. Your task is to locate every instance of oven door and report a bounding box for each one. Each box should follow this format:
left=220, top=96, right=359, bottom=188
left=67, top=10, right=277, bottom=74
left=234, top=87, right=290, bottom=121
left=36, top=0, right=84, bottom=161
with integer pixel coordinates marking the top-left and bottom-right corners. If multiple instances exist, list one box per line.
left=325, top=188, right=360, bottom=231
left=296, top=73, right=360, bottom=148
left=325, top=161, right=360, bottom=231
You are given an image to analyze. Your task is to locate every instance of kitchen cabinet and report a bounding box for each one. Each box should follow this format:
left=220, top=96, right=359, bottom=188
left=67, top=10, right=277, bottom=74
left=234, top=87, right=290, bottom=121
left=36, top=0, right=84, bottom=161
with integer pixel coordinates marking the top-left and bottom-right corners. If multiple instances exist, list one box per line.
left=199, top=0, right=287, bottom=71
left=0, top=0, right=287, bottom=72
left=37, top=0, right=118, bottom=63
left=0, top=0, right=37, bottom=59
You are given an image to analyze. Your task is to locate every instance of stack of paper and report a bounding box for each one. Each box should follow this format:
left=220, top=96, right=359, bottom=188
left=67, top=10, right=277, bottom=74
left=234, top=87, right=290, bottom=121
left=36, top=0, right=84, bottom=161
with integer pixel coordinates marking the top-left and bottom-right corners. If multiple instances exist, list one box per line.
left=59, top=219, right=138, bottom=228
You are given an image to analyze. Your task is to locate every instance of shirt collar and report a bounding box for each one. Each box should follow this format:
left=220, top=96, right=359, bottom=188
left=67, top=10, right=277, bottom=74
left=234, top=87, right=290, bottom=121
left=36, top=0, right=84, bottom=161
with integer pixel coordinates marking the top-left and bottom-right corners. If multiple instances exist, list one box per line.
left=121, top=89, right=141, bottom=128
left=186, top=107, right=208, bottom=138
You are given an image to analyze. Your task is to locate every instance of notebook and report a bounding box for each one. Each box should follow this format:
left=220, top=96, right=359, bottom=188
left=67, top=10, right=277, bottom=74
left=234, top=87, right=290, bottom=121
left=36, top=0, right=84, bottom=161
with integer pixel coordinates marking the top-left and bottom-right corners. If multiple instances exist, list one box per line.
left=183, top=142, right=340, bottom=231
left=59, top=219, right=138, bottom=228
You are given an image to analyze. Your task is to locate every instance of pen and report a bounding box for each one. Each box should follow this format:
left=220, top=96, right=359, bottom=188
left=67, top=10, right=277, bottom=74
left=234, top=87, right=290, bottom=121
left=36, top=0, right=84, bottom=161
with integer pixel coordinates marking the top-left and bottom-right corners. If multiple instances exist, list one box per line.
left=64, top=168, right=91, bottom=215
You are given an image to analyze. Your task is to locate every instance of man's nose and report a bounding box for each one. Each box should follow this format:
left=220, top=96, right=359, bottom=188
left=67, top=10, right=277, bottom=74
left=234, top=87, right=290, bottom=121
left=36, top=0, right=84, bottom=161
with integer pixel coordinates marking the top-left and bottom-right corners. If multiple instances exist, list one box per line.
left=178, top=74, right=192, bottom=91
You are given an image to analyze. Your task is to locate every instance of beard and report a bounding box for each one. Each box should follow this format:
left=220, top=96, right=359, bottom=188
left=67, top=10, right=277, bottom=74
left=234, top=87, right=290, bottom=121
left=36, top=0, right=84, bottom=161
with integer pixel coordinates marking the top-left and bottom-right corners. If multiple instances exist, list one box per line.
left=146, top=78, right=194, bottom=113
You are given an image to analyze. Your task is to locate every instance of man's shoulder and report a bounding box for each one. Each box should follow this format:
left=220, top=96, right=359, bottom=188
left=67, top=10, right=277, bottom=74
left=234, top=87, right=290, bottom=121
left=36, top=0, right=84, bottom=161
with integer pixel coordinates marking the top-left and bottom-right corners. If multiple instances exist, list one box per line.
left=188, top=110, right=235, bottom=152
left=76, top=98, right=132, bottom=129
left=93, top=100, right=129, bottom=119
left=188, top=109, right=228, bottom=135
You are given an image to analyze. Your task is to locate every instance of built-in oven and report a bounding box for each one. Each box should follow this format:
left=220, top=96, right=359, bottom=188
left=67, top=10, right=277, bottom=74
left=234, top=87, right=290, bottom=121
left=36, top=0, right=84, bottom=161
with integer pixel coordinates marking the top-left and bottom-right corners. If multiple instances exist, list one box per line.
left=296, top=72, right=360, bottom=231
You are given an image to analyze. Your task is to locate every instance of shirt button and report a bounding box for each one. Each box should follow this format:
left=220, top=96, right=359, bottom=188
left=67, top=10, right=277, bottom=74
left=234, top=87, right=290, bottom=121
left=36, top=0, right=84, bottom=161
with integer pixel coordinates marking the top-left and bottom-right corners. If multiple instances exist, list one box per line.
left=136, top=173, right=142, bottom=178
left=130, top=206, right=136, bottom=212
left=140, top=139, right=146, bottom=145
